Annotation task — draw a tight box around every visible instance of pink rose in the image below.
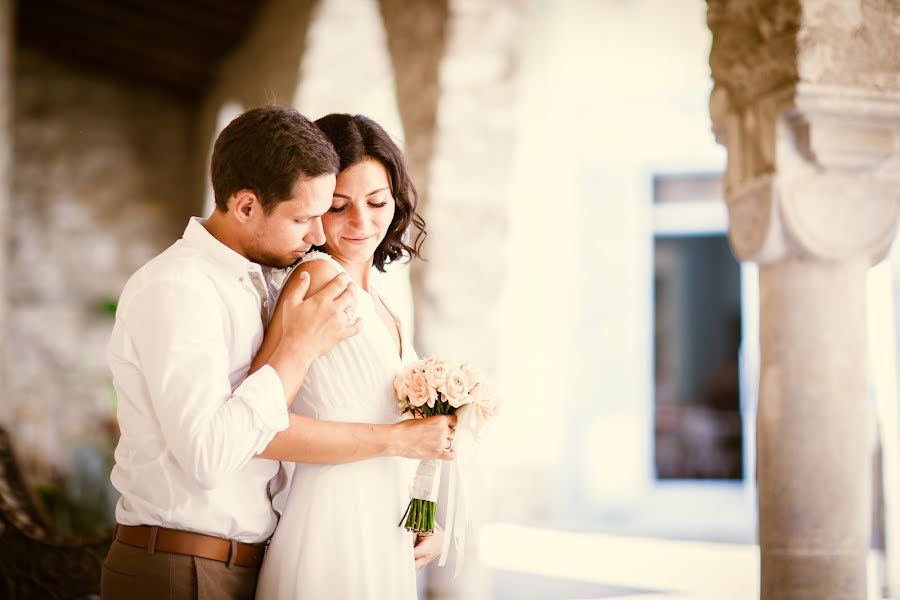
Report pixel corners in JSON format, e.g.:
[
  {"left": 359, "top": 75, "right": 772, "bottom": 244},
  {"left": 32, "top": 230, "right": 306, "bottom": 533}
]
[
  {"left": 459, "top": 362, "right": 483, "bottom": 390},
  {"left": 394, "top": 362, "right": 420, "bottom": 401},
  {"left": 424, "top": 359, "right": 450, "bottom": 391},
  {"left": 393, "top": 371, "right": 409, "bottom": 402},
  {"left": 469, "top": 382, "right": 498, "bottom": 420},
  {"left": 468, "top": 381, "right": 485, "bottom": 404},
  {"left": 440, "top": 367, "right": 471, "bottom": 408},
  {"left": 407, "top": 372, "right": 436, "bottom": 408}
]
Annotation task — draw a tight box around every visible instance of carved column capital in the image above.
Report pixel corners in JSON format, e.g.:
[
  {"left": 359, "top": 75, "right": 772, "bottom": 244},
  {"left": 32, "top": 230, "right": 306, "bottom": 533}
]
[
  {"left": 707, "top": 0, "right": 801, "bottom": 109},
  {"left": 708, "top": 0, "right": 900, "bottom": 266},
  {"left": 712, "top": 83, "right": 900, "bottom": 265}
]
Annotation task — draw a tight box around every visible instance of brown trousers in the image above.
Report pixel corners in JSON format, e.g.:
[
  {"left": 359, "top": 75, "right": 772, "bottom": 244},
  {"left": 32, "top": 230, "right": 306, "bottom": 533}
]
[{"left": 101, "top": 540, "right": 260, "bottom": 600}]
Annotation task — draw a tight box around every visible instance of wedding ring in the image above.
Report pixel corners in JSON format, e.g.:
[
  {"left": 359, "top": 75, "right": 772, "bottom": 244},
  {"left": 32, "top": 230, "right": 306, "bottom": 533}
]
[
  {"left": 445, "top": 438, "right": 453, "bottom": 451},
  {"left": 343, "top": 307, "right": 353, "bottom": 326}
]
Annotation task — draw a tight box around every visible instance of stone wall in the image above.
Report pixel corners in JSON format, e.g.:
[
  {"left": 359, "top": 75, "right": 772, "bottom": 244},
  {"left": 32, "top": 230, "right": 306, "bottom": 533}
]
[{"left": 8, "top": 48, "right": 194, "bottom": 483}]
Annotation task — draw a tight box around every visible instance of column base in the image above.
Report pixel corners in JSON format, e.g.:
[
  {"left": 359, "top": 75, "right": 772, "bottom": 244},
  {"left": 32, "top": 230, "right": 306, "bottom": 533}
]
[{"left": 761, "top": 550, "right": 867, "bottom": 600}]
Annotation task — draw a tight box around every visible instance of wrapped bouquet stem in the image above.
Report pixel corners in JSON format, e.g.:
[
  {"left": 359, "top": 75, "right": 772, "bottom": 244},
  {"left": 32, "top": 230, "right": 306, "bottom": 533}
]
[
  {"left": 393, "top": 357, "right": 498, "bottom": 572},
  {"left": 398, "top": 455, "right": 441, "bottom": 533}
]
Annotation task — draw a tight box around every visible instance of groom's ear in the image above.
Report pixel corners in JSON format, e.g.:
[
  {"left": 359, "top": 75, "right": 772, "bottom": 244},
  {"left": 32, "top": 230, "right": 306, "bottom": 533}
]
[{"left": 231, "top": 190, "right": 261, "bottom": 222}]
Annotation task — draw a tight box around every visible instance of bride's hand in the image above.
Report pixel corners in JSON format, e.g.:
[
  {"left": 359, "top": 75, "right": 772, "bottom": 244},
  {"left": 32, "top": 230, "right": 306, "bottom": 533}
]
[
  {"left": 413, "top": 524, "right": 444, "bottom": 571},
  {"left": 391, "top": 415, "right": 457, "bottom": 460}
]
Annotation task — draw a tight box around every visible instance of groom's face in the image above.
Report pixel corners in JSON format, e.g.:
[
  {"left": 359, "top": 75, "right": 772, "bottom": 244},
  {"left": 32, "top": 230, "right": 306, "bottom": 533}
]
[{"left": 248, "top": 173, "right": 336, "bottom": 269}]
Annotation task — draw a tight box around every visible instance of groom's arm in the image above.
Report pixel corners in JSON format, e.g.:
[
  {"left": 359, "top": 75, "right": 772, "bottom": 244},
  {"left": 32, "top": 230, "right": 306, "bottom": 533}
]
[
  {"left": 121, "top": 277, "right": 290, "bottom": 489},
  {"left": 257, "top": 413, "right": 457, "bottom": 463}
]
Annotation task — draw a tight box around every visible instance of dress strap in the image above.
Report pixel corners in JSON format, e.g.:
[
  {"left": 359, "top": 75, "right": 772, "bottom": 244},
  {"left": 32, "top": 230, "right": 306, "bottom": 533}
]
[{"left": 298, "top": 250, "right": 345, "bottom": 271}]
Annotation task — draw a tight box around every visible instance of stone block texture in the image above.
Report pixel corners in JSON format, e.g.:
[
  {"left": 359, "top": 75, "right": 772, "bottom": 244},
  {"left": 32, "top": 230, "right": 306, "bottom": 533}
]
[{"left": 9, "top": 48, "right": 194, "bottom": 483}]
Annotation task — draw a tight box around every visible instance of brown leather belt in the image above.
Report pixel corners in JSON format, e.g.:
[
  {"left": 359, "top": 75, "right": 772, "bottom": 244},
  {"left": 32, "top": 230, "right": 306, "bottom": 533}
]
[{"left": 115, "top": 524, "right": 267, "bottom": 569}]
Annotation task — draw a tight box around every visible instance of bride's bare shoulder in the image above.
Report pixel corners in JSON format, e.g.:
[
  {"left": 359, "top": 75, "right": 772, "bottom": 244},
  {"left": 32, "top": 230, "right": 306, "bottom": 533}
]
[{"left": 283, "top": 253, "right": 343, "bottom": 298}]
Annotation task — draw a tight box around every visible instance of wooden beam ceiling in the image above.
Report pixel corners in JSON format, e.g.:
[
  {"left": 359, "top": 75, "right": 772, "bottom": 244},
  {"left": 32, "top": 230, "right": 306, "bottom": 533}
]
[{"left": 17, "top": 0, "right": 266, "bottom": 99}]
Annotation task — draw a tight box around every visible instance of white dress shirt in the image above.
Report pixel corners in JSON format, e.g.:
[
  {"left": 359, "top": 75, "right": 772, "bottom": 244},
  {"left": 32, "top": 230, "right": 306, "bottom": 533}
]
[{"left": 107, "top": 218, "right": 289, "bottom": 543}]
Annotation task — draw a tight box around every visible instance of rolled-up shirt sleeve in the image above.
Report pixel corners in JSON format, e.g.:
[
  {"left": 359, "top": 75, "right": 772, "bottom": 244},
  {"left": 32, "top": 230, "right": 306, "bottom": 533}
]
[{"left": 122, "top": 277, "right": 289, "bottom": 489}]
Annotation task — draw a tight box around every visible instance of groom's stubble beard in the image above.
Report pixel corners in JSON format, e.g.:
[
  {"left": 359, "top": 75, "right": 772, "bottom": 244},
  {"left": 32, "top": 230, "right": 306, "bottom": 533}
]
[
  {"left": 246, "top": 222, "right": 306, "bottom": 270},
  {"left": 251, "top": 247, "right": 302, "bottom": 270}
]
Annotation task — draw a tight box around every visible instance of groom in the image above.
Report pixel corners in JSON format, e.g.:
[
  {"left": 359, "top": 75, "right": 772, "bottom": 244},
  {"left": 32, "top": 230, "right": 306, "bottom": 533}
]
[{"left": 101, "top": 106, "right": 456, "bottom": 599}]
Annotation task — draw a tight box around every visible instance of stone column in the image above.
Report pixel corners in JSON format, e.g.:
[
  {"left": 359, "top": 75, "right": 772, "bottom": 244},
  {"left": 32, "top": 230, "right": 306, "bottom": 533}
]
[
  {"left": 382, "top": 0, "right": 527, "bottom": 598},
  {"left": 0, "top": 0, "right": 12, "bottom": 424},
  {"left": 708, "top": 1, "right": 900, "bottom": 598},
  {"left": 756, "top": 257, "right": 871, "bottom": 597},
  {"left": 400, "top": 0, "right": 526, "bottom": 367},
  {"left": 378, "top": 0, "right": 448, "bottom": 222}
]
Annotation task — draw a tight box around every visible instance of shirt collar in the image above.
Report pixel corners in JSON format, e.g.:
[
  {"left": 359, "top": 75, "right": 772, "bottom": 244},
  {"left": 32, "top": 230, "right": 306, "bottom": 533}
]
[{"left": 182, "top": 217, "right": 264, "bottom": 279}]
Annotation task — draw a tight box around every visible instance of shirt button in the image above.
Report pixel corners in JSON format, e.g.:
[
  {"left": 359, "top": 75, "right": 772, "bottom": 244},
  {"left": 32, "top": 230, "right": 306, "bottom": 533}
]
[{"left": 239, "top": 276, "right": 244, "bottom": 282}]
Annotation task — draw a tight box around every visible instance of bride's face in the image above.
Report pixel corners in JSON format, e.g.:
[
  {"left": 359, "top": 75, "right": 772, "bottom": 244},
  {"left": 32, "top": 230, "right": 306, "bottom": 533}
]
[{"left": 322, "top": 157, "right": 396, "bottom": 266}]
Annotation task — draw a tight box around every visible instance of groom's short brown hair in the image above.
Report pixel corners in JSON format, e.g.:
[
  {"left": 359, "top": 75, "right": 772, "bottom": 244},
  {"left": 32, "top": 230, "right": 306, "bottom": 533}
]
[{"left": 210, "top": 106, "right": 339, "bottom": 213}]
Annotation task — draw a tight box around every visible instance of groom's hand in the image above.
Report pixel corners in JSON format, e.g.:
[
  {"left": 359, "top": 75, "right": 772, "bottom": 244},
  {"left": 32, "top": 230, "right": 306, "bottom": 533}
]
[
  {"left": 262, "top": 267, "right": 361, "bottom": 404},
  {"left": 392, "top": 415, "right": 457, "bottom": 460},
  {"left": 281, "top": 270, "right": 360, "bottom": 358},
  {"left": 413, "top": 524, "right": 444, "bottom": 571}
]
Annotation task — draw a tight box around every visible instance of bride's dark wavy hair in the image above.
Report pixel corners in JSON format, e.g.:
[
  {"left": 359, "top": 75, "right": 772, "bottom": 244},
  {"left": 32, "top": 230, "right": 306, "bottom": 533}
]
[{"left": 313, "top": 113, "right": 426, "bottom": 272}]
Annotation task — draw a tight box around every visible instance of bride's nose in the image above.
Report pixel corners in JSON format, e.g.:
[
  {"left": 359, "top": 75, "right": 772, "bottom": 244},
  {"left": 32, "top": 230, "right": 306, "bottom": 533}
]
[{"left": 347, "top": 204, "right": 366, "bottom": 228}]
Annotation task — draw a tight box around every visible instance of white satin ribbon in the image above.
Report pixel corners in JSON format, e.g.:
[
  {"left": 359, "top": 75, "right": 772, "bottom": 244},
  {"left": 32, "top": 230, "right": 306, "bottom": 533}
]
[
  {"left": 410, "top": 458, "right": 441, "bottom": 501},
  {"left": 438, "top": 403, "right": 490, "bottom": 576}
]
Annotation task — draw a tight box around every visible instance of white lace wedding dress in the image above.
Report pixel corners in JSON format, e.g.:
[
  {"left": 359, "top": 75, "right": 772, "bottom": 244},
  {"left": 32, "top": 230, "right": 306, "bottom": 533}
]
[{"left": 255, "top": 252, "right": 418, "bottom": 600}]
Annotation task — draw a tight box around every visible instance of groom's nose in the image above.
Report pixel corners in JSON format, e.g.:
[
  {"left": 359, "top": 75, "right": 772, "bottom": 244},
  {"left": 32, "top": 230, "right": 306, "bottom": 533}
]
[{"left": 306, "top": 217, "right": 325, "bottom": 246}]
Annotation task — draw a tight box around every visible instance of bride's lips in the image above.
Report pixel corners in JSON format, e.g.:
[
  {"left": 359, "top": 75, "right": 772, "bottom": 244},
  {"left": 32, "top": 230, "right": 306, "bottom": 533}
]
[{"left": 342, "top": 235, "right": 374, "bottom": 244}]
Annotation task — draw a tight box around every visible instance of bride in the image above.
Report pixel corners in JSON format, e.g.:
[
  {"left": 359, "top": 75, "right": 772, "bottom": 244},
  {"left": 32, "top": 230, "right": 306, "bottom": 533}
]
[{"left": 254, "top": 113, "right": 449, "bottom": 599}]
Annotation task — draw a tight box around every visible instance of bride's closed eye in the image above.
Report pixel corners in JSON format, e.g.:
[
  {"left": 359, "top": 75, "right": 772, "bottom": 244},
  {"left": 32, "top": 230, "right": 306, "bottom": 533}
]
[{"left": 329, "top": 201, "right": 388, "bottom": 213}]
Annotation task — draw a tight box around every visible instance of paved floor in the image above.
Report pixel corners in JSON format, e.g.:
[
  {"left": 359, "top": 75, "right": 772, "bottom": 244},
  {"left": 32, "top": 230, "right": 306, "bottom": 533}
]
[
  {"left": 474, "top": 482, "right": 885, "bottom": 600},
  {"left": 481, "top": 523, "right": 758, "bottom": 600}
]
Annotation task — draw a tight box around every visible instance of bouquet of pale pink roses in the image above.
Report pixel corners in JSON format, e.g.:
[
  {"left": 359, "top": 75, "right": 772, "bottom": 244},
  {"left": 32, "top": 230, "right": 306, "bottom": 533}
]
[{"left": 394, "top": 356, "right": 497, "bottom": 567}]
